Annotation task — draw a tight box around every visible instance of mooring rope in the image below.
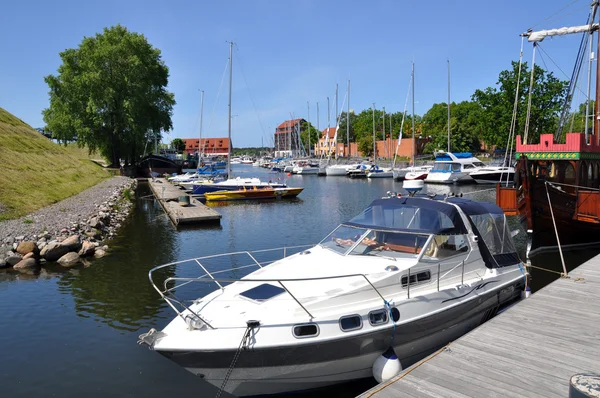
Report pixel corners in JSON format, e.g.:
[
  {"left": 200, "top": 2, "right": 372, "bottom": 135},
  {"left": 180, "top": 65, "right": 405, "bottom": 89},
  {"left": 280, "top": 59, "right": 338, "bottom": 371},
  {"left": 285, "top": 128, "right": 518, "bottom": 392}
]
[
  {"left": 215, "top": 322, "right": 258, "bottom": 398},
  {"left": 544, "top": 181, "right": 568, "bottom": 276}
]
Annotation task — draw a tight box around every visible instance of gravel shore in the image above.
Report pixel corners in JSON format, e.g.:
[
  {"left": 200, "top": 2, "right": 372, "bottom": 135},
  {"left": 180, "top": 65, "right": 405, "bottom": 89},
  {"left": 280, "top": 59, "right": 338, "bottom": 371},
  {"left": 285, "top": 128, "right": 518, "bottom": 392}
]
[{"left": 0, "top": 176, "right": 137, "bottom": 268}]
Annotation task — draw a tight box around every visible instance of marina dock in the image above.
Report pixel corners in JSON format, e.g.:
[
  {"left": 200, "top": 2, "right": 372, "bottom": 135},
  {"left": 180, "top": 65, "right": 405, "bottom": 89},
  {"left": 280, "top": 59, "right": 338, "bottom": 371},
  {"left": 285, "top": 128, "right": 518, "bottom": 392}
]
[
  {"left": 359, "top": 257, "right": 600, "bottom": 397},
  {"left": 147, "top": 178, "right": 221, "bottom": 225}
]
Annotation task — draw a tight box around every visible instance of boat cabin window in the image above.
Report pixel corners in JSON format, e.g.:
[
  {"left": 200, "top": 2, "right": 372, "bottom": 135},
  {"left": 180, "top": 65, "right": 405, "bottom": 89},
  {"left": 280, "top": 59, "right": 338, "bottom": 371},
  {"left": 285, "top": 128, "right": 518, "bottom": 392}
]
[
  {"left": 401, "top": 270, "right": 432, "bottom": 287},
  {"left": 432, "top": 162, "right": 451, "bottom": 172},
  {"left": 473, "top": 161, "right": 485, "bottom": 167},
  {"left": 463, "top": 164, "right": 476, "bottom": 170},
  {"left": 339, "top": 315, "right": 363, "bottom": 331},
  {"left": 422, "top": 235, "right": 469, "bottom": 259},
  {"left": 293, "top": 323, "right": 319, "bottom": 338},
  {"left": 368, "top": 309, "right": 388, "bottom": 326}
]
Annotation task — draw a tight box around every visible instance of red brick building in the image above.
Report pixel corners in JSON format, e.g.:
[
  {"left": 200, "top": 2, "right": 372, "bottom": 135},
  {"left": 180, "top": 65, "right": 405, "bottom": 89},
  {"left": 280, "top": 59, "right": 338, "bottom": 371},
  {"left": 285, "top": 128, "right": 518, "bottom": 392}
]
[
  {"left": 182, "top": 138, "right": 231, "bottom": 156},
  {"left": 274, "top": 119, "right": 306, "bottom": 155}
]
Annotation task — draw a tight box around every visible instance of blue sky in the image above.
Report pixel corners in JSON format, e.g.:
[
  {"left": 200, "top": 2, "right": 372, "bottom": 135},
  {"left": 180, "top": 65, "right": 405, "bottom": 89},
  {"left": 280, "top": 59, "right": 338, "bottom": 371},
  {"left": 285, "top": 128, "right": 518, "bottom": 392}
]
[{"left": 0, "top": 0, "right": 592, "bottom": 147}]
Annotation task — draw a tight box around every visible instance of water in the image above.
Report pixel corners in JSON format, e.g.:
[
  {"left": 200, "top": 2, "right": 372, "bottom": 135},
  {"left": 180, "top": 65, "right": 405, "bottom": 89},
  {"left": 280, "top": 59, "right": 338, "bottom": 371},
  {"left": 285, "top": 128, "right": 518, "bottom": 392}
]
[{"left": 0, "top": 165, "right": 591, "bottom": 397}]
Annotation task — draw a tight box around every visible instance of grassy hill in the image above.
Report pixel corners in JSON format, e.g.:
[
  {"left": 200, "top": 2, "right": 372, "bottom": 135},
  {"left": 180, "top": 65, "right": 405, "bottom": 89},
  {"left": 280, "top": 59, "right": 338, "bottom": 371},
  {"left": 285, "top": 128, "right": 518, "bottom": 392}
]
[{"left": 0, "top": 107, "right": 110, "bottom": 221}]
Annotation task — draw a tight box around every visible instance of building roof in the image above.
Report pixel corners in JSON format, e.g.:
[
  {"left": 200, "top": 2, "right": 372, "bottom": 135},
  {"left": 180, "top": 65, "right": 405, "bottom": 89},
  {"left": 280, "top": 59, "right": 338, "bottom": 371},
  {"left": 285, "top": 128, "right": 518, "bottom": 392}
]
[
  {"left": 276, "top": 119, "right": 305, "bottom": 131},
  {"left": 321, "top": 127, "right": 337, "bottom": 139}
]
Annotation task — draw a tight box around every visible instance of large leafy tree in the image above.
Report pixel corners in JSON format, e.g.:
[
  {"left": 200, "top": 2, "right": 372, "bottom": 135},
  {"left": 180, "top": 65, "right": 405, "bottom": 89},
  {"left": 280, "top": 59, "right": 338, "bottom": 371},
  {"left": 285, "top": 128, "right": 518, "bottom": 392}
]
[
  {"left": 422, "top": 101, "right": 482, "bottom": 153},
  {"left": 472, "top": 61, "right": 567, "bottom": 148},
  {"left": 171, "top": 138, "right": 185, "bottom": 152},
  {"left": 300, "top": 121, "right": 320, "bottom": 155},
  {"left": 43, "top": 25, "right": 176, "bottom": 167}
]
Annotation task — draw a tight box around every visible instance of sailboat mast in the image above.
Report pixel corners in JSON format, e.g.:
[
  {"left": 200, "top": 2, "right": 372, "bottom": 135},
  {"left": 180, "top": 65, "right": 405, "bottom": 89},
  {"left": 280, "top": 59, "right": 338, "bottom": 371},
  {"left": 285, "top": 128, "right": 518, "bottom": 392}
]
[
  {"left": 307, "top": 102, "right": 311, "bottom": 157},
  {"left": 199, "top": 90, "right": 204, "bottom": 160},
  {"left": 347, "top": 79, "right": 350, "bottom": 156},
  {"left": 447, "top": 59, "right": 451, "bottom": 152},
  {"left": 412, "top": 62, "right": 415, "bottom": 165},
  {"left": 227, "top": 41, "right": 233, "bottom": 179},
  {"left": 595, "top": 5, "right": 600, "bottom": 143},
  {"left": 335, "top": 84, "right": 338, "bottom": 160},
  {"left": 372, "top": 103, "right": 376, "bottom": 159}
]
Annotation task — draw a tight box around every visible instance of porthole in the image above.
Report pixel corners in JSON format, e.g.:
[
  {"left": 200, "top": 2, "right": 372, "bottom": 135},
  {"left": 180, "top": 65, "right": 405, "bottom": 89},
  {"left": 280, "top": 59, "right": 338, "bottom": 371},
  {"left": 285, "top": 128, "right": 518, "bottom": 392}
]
[
  {"left": 401, "top": 270, "right": 431, "bottom": 287},
  {"left": 292, "top": 323, "right": 319, "bottom": 339},
  {"left": 368, "top": 309, "right": 388, "bottom": 326},
  {"left": 391, "top": 307, "right": 400, "bottom": 322},
  {"left": 339, "top": 315, "right": 362, "bottom": 331}
]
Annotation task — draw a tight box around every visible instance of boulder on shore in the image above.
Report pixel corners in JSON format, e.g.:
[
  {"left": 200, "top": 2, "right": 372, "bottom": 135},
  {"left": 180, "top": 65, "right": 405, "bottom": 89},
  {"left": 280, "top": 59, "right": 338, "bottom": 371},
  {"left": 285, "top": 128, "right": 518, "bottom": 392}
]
[
  {"left": 57, "top": 252, "right": 80, "bottom": 267},
  {"left": 78, "top": 241, "right": 95, "bottom": 257},
  {"left": 40, "top": 242, "right": 69, "bottom": 262},
  {"left": 13, "top": 258, "right": 38, "bottom": 270},
  {"left": 94, "top": 249, "right": 107, "bottom": 258},
  {"left": 6, "top": 255, "right": 23, "bottom": 267},
  {"left": 16, "top": 241, "right": 38, "bottom": 255},
  {"left": 61, "top": 235, "right": 81, "bottom": 252}
]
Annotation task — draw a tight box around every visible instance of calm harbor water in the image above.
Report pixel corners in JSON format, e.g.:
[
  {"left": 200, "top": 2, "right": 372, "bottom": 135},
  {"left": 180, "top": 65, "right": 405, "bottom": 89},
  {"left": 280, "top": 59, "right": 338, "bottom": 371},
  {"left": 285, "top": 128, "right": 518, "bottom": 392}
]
[{"left": 0, "top": 165, "right": 593, "bottom": 397}]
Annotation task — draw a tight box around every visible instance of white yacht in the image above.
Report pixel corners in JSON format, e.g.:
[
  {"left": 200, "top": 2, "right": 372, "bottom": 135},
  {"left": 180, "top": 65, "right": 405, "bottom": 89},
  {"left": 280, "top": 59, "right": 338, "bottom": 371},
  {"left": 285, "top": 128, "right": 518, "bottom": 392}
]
[
  {"left": 292, "top": 161, "right": 319, "bottom": 175},
  {"left": 425, "top": 152, "right": 485, "bottom": 184},
  {"left": 366, "top": 165, "right": 393, "bottom": 178},
  {"left": 140, "top": 192, "right": 526, "bottom": 397},
  {"left": 325, "top": 163, "right": 361, "bottom": 176},
  {"left": 469, "top": 165, "right": 515, "bottom": 184}
]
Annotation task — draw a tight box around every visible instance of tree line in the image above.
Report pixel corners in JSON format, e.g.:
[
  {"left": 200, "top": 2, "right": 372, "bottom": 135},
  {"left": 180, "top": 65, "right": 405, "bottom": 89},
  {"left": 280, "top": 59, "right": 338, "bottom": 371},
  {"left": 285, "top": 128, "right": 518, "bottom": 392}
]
[{"left": 43, "top": 24, "right": 588, "bottom": 164}]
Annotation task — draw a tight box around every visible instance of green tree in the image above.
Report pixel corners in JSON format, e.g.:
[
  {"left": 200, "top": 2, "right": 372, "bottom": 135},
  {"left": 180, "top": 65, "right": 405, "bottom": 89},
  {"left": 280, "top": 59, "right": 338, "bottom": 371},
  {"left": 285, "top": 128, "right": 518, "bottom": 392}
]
[
  {"left": 43, "top": 25, "right": 176, "bottom": 167},
  {"left": 422, "top": 101, "right": 482, "bottom": 153},
  {"left": 568, "top": 100, "right": 595, "bottom": 134},
  {"left": 358, "top": 135, "right": 373, "bottom": 156},
  {"left": 472, "top": 61, "right": 567, "bottom": 147},
  {"left": 171, "top": 138, "right": 185, "bottom": 153},
  {"left": 300, "top": 121, "right": 320, "bottom": 155}
]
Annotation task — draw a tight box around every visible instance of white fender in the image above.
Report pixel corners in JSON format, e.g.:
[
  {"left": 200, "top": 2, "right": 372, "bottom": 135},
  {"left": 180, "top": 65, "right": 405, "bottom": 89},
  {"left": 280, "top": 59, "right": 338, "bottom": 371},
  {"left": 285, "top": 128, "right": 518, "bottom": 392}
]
[{"left": 372, "top": 347, "right": 402, "bottom": 383}]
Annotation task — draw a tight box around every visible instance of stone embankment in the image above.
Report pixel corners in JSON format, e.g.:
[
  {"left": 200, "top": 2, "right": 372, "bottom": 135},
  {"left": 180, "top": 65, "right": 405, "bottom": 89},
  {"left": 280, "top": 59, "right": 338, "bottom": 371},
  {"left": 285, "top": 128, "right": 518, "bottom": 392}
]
[{"left": 0, "top": 177, "right": 137, "bottom": 272}]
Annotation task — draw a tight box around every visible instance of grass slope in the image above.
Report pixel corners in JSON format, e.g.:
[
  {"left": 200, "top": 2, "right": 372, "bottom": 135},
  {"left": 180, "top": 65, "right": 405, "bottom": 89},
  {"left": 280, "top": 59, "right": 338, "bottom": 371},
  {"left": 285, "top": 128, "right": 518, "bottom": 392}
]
[{"left": 0, "top": 107, "right": 110, "bottom": 221}]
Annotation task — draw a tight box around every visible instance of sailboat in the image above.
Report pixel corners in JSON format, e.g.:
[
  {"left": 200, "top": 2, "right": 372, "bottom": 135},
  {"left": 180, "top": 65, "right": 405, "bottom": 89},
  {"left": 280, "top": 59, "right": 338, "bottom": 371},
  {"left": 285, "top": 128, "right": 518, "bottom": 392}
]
[
  {"left": 496, "top": 2, "right": 600, "bottom": 256},
  {"left": 191, "top": 43, "right": 291, "bottom": 197}
]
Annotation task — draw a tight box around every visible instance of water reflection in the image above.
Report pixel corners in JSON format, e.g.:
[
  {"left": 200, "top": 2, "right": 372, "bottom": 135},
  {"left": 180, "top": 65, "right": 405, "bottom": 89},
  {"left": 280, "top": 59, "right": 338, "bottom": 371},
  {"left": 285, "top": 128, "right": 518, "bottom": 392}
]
[{"left": 54, "top": 182, "right": 180, "bottom": 331}]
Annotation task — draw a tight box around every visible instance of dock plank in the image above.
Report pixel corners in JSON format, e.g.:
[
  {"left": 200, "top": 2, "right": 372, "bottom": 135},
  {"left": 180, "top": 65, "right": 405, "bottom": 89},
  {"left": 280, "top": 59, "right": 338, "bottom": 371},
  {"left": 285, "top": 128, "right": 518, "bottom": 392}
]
[
  {"left": 147, "top": 178, "right": 221, "bottom": 225},
  {"left": 359, "top": 254, "right": 600, "bottom": 397}
]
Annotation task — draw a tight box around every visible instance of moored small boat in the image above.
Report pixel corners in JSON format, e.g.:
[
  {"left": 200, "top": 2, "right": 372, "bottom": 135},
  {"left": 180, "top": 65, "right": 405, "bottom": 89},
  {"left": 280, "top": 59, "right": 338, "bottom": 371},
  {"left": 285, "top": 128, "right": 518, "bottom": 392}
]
[{"left": 204, "top": 186, "right": 303, "bottom": 201}]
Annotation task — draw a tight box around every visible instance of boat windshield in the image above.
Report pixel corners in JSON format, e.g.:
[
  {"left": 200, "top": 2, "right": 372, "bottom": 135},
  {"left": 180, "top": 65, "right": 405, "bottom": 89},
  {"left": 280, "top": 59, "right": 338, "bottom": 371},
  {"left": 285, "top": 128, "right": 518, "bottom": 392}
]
[
  {"left": 320, "top": 225, "right": 369, "bottom": 254},
  {"left": 431, "top": 162, "right": 461, "bottom": 172},
  {"left": 319, "top": 225, "right": 429, "bottom": 258}
]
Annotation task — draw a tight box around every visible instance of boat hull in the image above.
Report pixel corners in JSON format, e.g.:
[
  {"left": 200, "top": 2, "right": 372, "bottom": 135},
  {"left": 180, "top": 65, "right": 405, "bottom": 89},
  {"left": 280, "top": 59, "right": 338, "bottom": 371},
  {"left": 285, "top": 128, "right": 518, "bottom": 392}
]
[
  {"left": 425, "top": 171, "right": 473, "bottom": 184},
  {"left": 156, "top": 278, "right": 523, "bottom": 396},
  {"left": 471, "top": 171, "right": 515, "bottom": 184}
]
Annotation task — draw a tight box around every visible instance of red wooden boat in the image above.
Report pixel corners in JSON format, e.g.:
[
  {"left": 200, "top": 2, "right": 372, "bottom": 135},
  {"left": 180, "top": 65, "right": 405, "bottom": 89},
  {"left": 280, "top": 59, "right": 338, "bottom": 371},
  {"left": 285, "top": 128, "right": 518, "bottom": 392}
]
[{"left": 496, "top": 4, "right": 600, "bottom": 257}]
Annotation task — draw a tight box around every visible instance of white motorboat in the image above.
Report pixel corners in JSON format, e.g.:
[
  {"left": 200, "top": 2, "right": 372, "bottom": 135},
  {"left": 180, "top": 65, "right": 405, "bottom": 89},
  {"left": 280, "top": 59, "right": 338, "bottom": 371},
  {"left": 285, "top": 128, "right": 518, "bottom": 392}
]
[
  {"left": 140, "top": 192, "right": 526, "bottom": 397},
  {"left": 292, "top": 161, "right": 319, "bottom": 175},
  {"left": 425, "top": 152, "right": 485, "bottom": 184},
  {"left": 366, "top": 165, "right": 393, "bottom": 178},
  {"left": 404, "top": 165, "right": 433, "bottom": 181},
  {"left": 325, "top": 163, "right": 360, "bottom": 176},
  {"left": 469, "top": 166, "right": 515, "bottom": 184}
]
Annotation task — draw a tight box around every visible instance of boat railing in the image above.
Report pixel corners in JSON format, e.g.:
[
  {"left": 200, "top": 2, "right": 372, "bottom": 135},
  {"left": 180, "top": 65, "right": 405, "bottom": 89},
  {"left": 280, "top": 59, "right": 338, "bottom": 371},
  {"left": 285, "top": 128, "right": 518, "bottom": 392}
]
[{"left": 148, "top": 244, "right": 391, "bottom": 325}]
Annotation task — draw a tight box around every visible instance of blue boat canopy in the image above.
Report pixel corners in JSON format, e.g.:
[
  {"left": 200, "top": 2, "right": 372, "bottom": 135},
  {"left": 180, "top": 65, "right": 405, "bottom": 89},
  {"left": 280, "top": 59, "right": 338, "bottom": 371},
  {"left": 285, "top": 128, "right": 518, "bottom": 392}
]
[
  {"left": 345, "top": 197, "right": 468, "bottom": 235},
  {"left": 435, "top": 152, "right": 473, "bottom": 161}
]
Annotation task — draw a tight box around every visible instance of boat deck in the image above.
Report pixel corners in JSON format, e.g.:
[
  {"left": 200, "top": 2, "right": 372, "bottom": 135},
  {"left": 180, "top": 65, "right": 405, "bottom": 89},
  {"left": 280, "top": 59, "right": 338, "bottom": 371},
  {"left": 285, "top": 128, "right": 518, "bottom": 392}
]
[
  {"left": 147, "top": 178, "right": 221, "bottom": 226},
  {"left": 359, "top": 255, "right": 600, "bottom": 397}
]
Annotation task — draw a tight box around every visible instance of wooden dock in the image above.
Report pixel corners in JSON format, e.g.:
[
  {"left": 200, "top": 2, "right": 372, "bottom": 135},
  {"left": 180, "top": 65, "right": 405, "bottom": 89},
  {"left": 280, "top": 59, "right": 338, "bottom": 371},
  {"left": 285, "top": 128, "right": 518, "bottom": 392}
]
[
  {"left": 147, "top": 178, "right": 221, "bottom": 225},
  {"left": 359, "top": 257, "right": 600, "bottom": 398}
]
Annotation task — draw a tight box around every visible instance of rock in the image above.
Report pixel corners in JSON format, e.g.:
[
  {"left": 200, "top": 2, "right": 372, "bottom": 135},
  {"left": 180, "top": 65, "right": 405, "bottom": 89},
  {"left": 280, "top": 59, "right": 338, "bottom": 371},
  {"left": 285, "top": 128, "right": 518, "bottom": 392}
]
[
  {"left": 60, "top": 228, "right": 68, "bottom": 234},
  {"left": 12, "top": 243, "right": 18, "bottom": 250},
  {"left": 61, "top": 235, "right": 81, "bottom": 252},
  {"left": 13, "top": 258, "right": 38, "bottom": 270},
  {"left": 16, "top": 241, "right": 38, "bottom": 255},
  {"left": 6, "top": 255, "right": 24, "bottom": 267},
  {"left": 56, "top": 236, "right": 65, "bottom": 243},
  {"left": 86, "top": 228, "right": 102, "bottom": 239},
  {"left": 5, "top": 237, "right": 14, "bottom": 245},
  {"left": 37, "top": 242, "right": 47, "bottom": 251},
  {"left": 0, "top": 258, "right": 9, "bottom": 269},
  {"left": 40, "top": 242, "right": 70, "bottom": 262},
  {"left": 23, "top": 252, "right": 35, "bottom": 260},
  {"left": 15, "top": 236, "right": 24, "bottom": 241},
  {"left": 57, "top": 252, "right": 80, "bottom": 267},
  {"left": 78, "top": 241, "right": 95, "bottom": 257},
  {"left": 101, "top": 245, "right": 108, "bottom": 251},
  {"left": 94, "top": 249, "right": 106, "bottom": 258},
  {"left": 89, "top": 217, "right": 99, "bottom": 228}
]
